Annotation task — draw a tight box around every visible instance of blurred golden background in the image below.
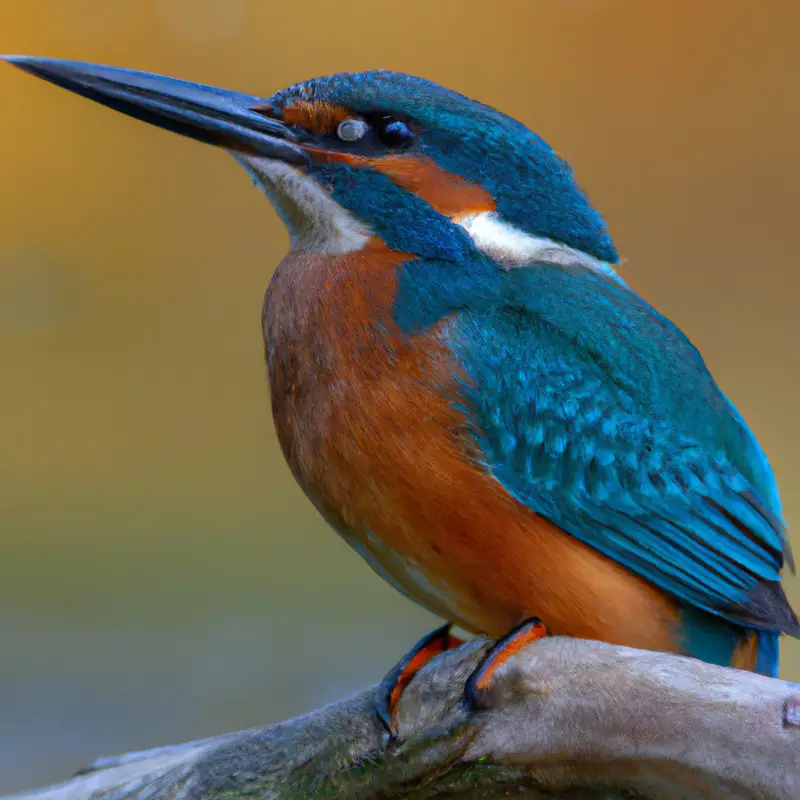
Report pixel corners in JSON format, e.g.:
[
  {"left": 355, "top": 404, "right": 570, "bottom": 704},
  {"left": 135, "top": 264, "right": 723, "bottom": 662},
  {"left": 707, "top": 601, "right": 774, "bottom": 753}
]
[{"left": 2, "top": 0, "right": 799, "bottom": 792}]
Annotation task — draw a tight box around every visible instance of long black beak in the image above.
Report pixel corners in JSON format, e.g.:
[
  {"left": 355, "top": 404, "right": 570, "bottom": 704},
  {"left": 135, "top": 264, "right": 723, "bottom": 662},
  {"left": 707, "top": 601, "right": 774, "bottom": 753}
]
[{"left": 3, "top": 56, "right": 307, "bottom": 165}]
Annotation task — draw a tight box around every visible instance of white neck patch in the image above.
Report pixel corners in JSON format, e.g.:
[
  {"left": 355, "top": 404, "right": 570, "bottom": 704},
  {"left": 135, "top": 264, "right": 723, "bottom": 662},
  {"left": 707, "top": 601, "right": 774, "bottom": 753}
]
[
  {"left": 458, "top": 211, "right": 624, "bottom": 283},
  {"left": 235, "top": 156, "right": 372, "bottom": 254}
]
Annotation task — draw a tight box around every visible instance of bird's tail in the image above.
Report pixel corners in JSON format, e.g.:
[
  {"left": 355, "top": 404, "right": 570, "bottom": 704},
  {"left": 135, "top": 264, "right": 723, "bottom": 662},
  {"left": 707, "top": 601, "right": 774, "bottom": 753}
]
[{"left": 755, "top": 630, "right": 781, "bottom": 677}]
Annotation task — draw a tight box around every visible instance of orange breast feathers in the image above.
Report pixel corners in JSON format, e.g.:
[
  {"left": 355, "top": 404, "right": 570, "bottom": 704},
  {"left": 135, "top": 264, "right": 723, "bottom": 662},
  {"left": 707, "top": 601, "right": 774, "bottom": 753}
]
[{"left": 263, "top": 241, "right": 685, "bottom": 654}]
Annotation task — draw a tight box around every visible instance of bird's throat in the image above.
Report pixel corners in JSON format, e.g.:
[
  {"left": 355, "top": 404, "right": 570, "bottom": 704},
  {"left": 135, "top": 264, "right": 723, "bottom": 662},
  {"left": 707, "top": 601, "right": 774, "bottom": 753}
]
[{"left": 236, "top": 155, "right": 372, "bottom": 254}]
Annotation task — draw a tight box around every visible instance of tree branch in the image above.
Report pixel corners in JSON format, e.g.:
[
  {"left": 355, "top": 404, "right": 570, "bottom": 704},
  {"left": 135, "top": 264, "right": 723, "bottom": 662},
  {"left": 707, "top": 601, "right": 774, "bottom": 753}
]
[{"left": 5, "top": 637, "right": 800, "bottom": 799}]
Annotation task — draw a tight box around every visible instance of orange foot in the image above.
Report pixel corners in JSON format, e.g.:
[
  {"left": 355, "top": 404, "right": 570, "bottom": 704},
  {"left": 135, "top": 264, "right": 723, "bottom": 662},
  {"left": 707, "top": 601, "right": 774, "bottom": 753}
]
[
  {"left": 465, "top": 617, "right": 549, "bottom": 710},
  {"left": 377, "top": 623, "right": 464, "bottom": 736}
]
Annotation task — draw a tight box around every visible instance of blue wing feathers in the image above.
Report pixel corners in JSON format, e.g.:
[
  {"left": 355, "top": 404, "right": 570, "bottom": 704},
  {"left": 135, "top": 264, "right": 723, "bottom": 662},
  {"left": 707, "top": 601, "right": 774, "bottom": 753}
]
[{"left": 443, "top": 261, "right": 797, "bottom": 635}]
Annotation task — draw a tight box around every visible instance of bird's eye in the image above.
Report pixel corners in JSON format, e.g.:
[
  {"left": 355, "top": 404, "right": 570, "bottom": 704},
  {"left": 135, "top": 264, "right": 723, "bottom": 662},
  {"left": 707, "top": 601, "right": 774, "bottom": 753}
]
[
  {"left": 336, "top": 119, "right": 368, "bottom": 142},
  {"left": 377, "top": 116, "right": 414, "bottom": 149}
]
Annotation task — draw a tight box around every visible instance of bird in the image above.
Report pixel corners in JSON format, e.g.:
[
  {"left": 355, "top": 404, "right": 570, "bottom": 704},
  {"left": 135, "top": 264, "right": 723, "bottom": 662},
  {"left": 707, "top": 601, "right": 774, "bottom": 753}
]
[{"left": 5, "top": 56, "right": 798, "bottom": 733}]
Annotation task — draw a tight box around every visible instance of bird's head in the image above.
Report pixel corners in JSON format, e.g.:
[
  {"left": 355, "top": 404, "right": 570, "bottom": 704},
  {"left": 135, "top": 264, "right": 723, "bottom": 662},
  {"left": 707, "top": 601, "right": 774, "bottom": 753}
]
[{"left": 4, "top": 58, "right": 618, "bottom": 271}]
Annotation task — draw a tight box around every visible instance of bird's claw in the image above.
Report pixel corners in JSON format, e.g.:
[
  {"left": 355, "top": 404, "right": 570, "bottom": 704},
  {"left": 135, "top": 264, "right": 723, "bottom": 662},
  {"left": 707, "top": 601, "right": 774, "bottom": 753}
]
[
  {"left": 464, "top": 617, "right": 548, "bottom": 710},
  {"left": 376, "top": 622, "right": 463, "bottom": 737}
]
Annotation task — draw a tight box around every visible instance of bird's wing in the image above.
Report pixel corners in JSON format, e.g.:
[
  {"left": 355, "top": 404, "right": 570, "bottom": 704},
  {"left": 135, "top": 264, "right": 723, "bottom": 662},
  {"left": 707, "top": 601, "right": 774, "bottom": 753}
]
[{"left": 446, "top": 261, "right": 797, "bottom": 632}]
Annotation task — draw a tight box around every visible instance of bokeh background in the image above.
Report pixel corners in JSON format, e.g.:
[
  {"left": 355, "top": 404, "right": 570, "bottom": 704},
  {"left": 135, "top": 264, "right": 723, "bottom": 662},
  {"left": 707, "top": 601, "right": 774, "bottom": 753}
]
[{"left": 1, "top": 0, "right": 799, "bottom": 792}]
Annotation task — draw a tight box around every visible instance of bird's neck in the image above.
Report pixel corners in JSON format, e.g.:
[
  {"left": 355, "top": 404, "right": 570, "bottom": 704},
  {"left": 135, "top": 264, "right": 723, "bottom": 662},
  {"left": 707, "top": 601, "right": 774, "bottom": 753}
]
[
  {"left": 238, "top": 156, "right": 373, "bottom": 254},
  {"left": 240, "top": 154, "right": 621, "bottom": 282},
  {"left": 455, "top": 211, "right": 623, "bottom": 283}
]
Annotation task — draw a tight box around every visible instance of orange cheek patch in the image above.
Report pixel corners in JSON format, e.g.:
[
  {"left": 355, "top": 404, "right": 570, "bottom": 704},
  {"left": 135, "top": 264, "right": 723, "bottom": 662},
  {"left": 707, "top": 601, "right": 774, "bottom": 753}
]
[
  {"left": 279, "top": 101, "right": 353, "bottom": 136},
  {"left": 370, "top": 156, "right": 495, "bottom": 218},
  {"left": 305, "top": 147, "right": 496, "bottom": 218}
]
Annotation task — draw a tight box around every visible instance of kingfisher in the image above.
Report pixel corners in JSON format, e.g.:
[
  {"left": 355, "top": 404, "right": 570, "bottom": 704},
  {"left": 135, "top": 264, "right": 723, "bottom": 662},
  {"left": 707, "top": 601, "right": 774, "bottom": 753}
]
[{"left": 6, "top": 56, "right": 798, "bottom": 731}]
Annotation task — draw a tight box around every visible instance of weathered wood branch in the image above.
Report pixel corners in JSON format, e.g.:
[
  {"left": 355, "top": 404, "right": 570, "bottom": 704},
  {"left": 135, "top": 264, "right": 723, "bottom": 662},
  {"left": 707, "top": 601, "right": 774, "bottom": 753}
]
[{"left": 5, "top": 637, "right": 800, "bottom": 799}]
